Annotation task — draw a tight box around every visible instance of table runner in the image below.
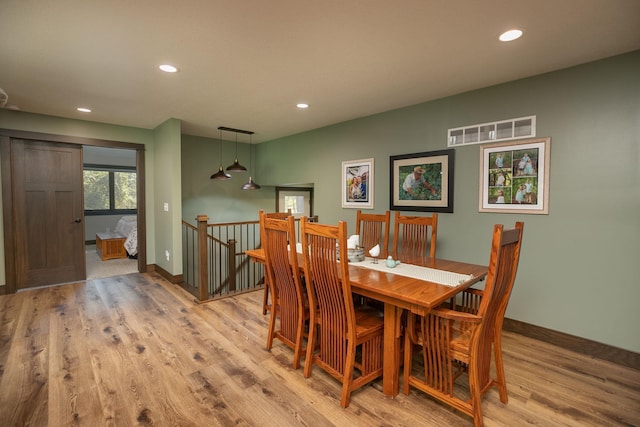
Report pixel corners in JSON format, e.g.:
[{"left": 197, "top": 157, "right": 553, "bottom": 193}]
[{"left": 351, "top": 258, "right": 474, "bottom": 287}]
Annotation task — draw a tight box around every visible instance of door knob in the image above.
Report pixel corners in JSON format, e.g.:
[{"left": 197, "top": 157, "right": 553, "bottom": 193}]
[{"left": 74, "top": 218, "right": 82, "bottom": 223}]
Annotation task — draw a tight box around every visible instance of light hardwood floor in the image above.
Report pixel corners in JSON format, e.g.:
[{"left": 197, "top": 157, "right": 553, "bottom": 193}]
[{"left": 0, "top": 272, "right": 638, "bottom": 426}]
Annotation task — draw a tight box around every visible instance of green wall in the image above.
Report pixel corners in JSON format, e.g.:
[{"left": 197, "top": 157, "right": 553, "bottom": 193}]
[
  {"left": 250, "top": 51, "right": 640, "bottom": 353},
  {"left": 153, "top": 118, "right": 183, "bottom": 274},
  {"left": 181, "top": 134, "right": 275, "bottom": 224}
]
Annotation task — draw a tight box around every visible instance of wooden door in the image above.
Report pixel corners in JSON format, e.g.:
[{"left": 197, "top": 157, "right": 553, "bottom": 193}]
[{"left": 11, "top": 139, "right": 85, "bottom": 289}]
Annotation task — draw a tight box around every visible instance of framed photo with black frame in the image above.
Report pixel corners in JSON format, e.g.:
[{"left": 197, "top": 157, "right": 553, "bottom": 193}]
[
  {"left": 478, "top": 137, "right": 550, "bottom": 214},
  {"left": 389, "top": 149, "right": 454, "bottom": 213}
]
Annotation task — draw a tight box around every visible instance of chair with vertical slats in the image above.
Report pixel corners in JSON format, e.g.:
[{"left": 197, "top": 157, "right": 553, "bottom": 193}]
[
  {"left": 391, "top": 211, "right": 438, "bottom": 263},
  {"left": 260, "top": 209, "right": 292, "bottom": 315},
  {"left": 403, "top": 222, "right": 524, "bottom": 427},
  {"left": 300, "top": 217, "right": 384, "bottom": 408},
  {"left": 259, "top": 211, "right": 308, "bottom": 369},
  {"left": 355, "top": 210, "right": 390, "bottom": 260}
]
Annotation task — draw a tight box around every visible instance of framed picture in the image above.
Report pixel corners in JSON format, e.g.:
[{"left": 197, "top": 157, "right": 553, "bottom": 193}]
[
  {"left": 479, "top": 137, "right": 550, "bottom": 214},
  {"left": 390, "top": 149, "right": 454, "bottom": 213},
  {"left": 342, "top": 158, "right": 374, "bottom": 209}
]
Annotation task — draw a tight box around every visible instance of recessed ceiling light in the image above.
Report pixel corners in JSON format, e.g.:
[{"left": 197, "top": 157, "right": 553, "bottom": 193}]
[
  {"left": 499, "top": 29, "right": 523, "bottom": 42},
  {"left": 296, "top": 103, "right": 309, "bottom": 109},
  {"left": 77, "top": 107, "right": 91, "bottom": 113},
  {"left": 159, "top": 64, "right": 179, "bottom": 73}
]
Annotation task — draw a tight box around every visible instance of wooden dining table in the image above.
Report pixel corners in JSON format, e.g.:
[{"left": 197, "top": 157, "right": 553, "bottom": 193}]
[{"left": 244, "top": 248, "right": 488, "bottom": 398}]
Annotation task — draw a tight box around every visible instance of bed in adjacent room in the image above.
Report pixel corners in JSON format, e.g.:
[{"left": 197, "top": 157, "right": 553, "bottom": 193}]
[{"left": 114, "top": 215, "right": 138, "bottom": 258}]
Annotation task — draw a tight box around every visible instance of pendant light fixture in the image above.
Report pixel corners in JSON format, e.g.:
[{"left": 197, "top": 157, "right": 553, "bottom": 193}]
[
  {"left": 241, "top": 132, "right": 261, "bottom": 190},
  {"left": 210, "top": 128, "right": 232, "bottom": 180},
  {"left": 225, "top": 129, "right": 247, "bottom": 172}
]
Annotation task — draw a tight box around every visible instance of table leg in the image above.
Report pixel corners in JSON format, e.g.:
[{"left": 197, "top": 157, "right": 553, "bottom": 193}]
[{"left": 382, "top": 303, "right": 401, "bottom": 397}]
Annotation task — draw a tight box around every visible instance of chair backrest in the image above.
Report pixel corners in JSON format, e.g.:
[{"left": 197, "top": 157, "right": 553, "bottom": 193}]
[
  {"left": 474, "top": 222, "right": 524, "bottom": 365},
  {"left": 300, "top": 217, "right": 356, "bottom": 372},
  {"left": 260, "top": 209, "right": 292, "bottom": 220},
  {"left": 391, "top": 212, "right": 438, "bottom": 262},
  {"left": 260, "top": 208, "right": 295, "bottom": 247},
  {"left": 355, "top": 210, "right": 390, "bottom": 259},
  {"left": 259, "top": 212, "right": 305, "bottom": 339}
]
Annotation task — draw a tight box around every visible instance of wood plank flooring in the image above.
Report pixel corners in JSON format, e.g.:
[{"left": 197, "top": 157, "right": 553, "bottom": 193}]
[{"left": 0, "top": 272, "right": 638, "bottom": 426}]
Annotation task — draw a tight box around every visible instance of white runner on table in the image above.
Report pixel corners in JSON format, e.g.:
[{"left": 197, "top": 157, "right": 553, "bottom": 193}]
[{"left": 351, "top": 258, "right": 474, "bottom": 287}]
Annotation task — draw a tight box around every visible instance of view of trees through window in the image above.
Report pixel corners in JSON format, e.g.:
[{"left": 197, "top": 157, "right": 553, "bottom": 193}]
[
  {"left": 114, "top": 171, "right": 137, "bottom": 209},
  {"left": 84, "top": 167, "right": 136, "bottom": 212}
]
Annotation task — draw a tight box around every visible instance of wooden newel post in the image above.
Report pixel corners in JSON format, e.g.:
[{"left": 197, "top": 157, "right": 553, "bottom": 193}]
[
  {"left": 228, "top": 239, "right": 237, "bottom": 292},
  {"left": 196, "top": 215, "right": 209, "bottom": 301}
]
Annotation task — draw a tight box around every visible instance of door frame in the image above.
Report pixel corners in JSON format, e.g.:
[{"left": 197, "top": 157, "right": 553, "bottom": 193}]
[
  {"left": 275, "top": 186, "right": 314, "bottom": 218},
  {"left": 1, "top": 129, "right": 146, "bottom": 294}
]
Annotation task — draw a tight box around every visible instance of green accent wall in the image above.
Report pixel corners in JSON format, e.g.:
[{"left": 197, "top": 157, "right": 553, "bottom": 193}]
[
  {"left": 153, "top": 118, "right": 183, "bottom": 274},
  {"left": 181, "top": 134, "right": 275, "bottom": 224},
  {"left": 251, "top": 51, "right": 640, "bottom": 353}
]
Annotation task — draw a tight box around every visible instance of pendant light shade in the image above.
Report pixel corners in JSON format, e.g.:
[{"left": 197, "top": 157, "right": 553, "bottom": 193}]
[
  {"left": 241, "top": 176, "right": 261, "bottom": 190},
  {"left": 210, "top": 129, "right": 232, "bottom": 180},
  {"left": 226, "top": 132, "right": 247, "bottom": 172},
  {"left": 226, "top": 159, "right": 246, "bottom": 173},
  {"left": 210, "top": 165, "right": 231, "bottom": 180},
  {"left": 241, "top": 133, "right": 260, "bottom": 190}
]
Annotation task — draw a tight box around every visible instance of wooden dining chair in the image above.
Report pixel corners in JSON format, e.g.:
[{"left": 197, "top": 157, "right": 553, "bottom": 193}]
[
  {"left": 391, "top": 211, "right": 438, "bottom": 262},
  {"left": 261, "top": 209, "right": 292, "bottom": 220},
  {"left": 355, "top": 210, "right": 390, "bottom": 259},
  {"left": 300, "top": 217, "right": 384, "bottom": 408},
  {"left": 260, "top": 209, "right": 292, "bottom": 315},
  {"left": 403, "top": 222, "right": 524, "bottom": 427},
  {"left": 259, "top": 211, "right": 308, "bottom": 369}
]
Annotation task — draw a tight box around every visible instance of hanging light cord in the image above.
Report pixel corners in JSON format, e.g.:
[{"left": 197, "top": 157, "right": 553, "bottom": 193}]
[
  {"left": 214, "top": 126, "right": 259, "bottom": 188},
  {"left": 211, "top": 128, "right": 232, "bottom": 179},
  {"left": 241, "top": 132, "right": 261, "bottom": 189}
]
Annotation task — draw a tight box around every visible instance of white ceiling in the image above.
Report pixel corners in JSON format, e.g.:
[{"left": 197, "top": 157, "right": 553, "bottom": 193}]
[{"left": 1, "top": 0, "right": 639, "bottom": 142}]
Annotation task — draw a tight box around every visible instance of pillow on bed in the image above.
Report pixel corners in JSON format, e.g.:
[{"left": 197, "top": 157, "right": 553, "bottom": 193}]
[{"left": 115, "top": 216, "right": 137, "bottom": 237}]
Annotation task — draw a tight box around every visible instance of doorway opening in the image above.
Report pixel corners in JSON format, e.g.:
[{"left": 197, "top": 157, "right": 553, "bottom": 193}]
[{"left": 83, "top": 146, "right": 139, "bottom": 279}]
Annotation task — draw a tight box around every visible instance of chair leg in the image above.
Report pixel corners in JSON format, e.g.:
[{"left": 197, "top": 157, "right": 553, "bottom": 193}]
[
  {"left": 469, "top": 365, "right": 485, "bottom": 427},
  {"left": 262, "top": 281, "right": 270, "bottom": 315},
  {"left": 292, "top": 321, "right": 305, "bottom": 370},
  {"left": 265, "top": 307, "right": 277, "bottom": 351},
  {"left": 340, "top": 346, "right": 357, "bottom": 408},
  {"left": 303, "top": 320, "right": 317, "bottom": 378},
  {"left": 493, "top": 333, "right": 508, "bottom": 403}
]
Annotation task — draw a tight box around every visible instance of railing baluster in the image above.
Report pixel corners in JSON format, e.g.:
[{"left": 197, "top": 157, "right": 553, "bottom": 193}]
[
  {"left": 181, "top": 215, "right": 315, "bottom": 302},
  {"left": 228, "top": 239, "right": 237, "bottom": 292},
  {"left": 197, "top": 215, "right": 209, "bottom": 301}
]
